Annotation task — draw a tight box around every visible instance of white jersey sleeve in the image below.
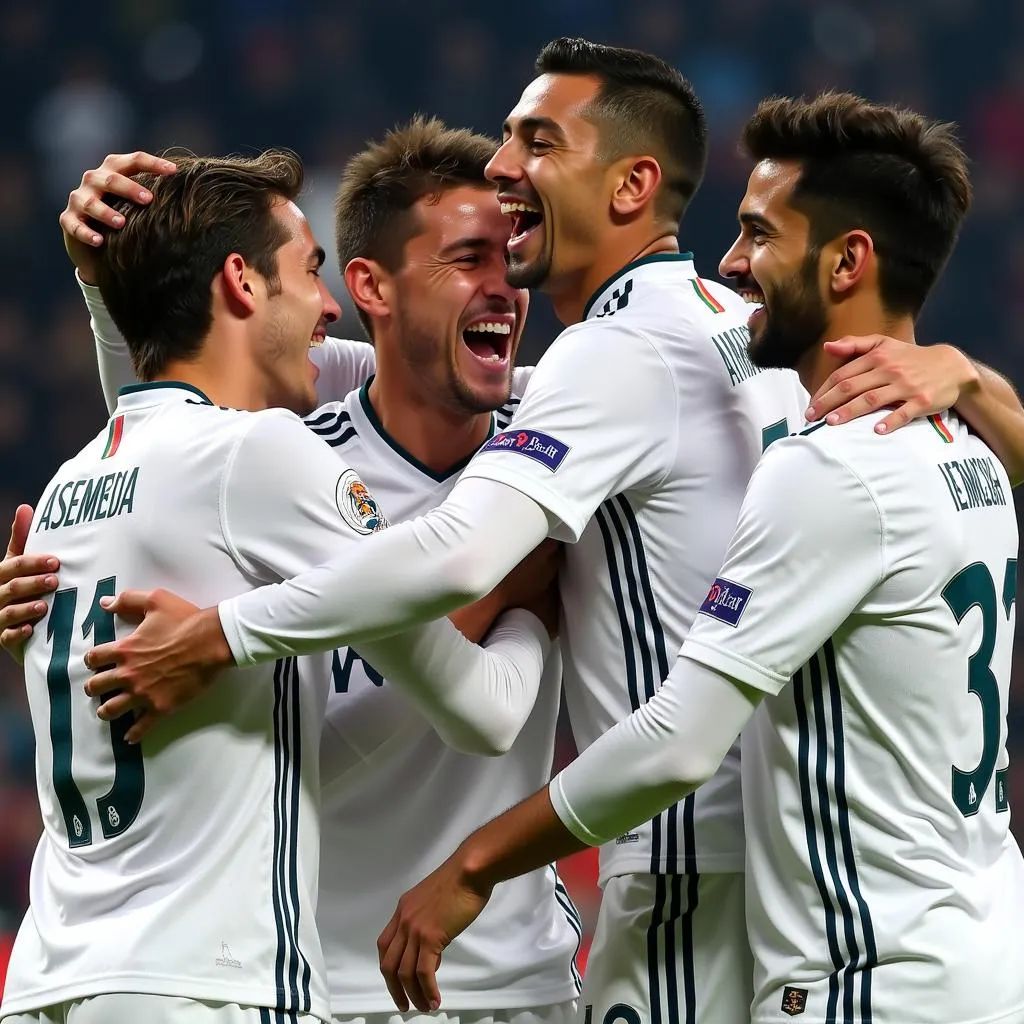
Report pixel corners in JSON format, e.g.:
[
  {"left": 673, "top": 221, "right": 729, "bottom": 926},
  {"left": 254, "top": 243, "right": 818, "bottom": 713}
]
[
  {"left": 309, "top": 338, "right": 376, "bottom": 403},
  {"left": 680, "top": 429, "right": 886, "bottom": 693},
  {"left": 458, "top": 321, "right": 677, "bottom": 541},
  {"left": 78, "top": 272, "right": 375, "bottom": 411},
  {"left": 79, "top": 274, "right": 133, "bottom": 413},
  {"left": 220, "top": 432, "right": 553, "bottom": 755}
]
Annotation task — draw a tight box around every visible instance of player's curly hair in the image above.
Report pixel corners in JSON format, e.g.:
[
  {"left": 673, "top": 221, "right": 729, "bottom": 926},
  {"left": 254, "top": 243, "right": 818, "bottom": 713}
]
[
  {"left": 742, "top": 92, "right": 971, "bottom": 316},
  {"left": 93, "top": 149, "right": 304, "bottom": 380},
  {"left": 334, "top": 117, "right": 498, "bottom": 338}
]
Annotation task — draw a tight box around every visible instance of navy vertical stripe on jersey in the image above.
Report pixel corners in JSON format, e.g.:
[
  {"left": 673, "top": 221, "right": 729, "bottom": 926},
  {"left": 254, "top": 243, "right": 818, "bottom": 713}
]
[
  {"left": 647, "top": 874, "right": 698, "bottom": 1024},
  {"left": 795, "top": 645, "right": 877, "bottom": 1022},
  {"left": 551, "top": 866, "right": 584, "bottom": 993},
  {"left": 596, "top": 495, "right": 688, "bottom": 874},
  {"left": 271, "top": 659, "right": 312, "bottom": 1014}
]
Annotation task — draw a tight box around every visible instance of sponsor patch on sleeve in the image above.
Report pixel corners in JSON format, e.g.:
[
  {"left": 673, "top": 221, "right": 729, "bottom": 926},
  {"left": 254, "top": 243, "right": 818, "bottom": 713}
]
[
  {"left": 478, "top": 429, "right": 570, "bottom": 472},
  {"left": 335, "top": 469, "right": 388, "bottom": 535},
  {"left": 698, "top": 577, "right": 752, "bottom": 627}
]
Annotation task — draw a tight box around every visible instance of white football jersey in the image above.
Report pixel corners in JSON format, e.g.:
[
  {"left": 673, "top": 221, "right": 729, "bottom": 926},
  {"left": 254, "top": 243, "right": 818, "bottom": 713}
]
[
  {"left": 306, "top": 375, "right": 581, "bottom": 1013},
  {"left": 1, "top": 382, "right": 383, "bottom": 1022},
  {"left": 682, "top": 410, "right": 1024, "bottom": 1023},
  {"left": 460, "top": 254, "right": 808, "bottom": 881}
]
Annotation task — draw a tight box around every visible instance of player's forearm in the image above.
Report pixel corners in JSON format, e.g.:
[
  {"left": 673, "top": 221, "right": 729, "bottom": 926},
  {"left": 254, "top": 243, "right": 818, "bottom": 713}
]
[
  {"left": 78, "top": 271, "right": 137, "bottom": 413},
  {"left": 219, "top": 478, "right": 551, "bottom": 664},
  {"left": 955, "top": 361, "right": 1024, "bottom": 486},
  {"left": 551, "top": 658, "right": 760, "bottom": 847},
  {"left": 356, "top": 608, "right": 550, "bottom": 756}
]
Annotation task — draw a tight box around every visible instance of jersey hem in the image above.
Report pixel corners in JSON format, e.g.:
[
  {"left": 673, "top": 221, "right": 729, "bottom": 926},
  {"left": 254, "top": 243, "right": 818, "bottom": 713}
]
[
  {"left": 328, "top": 982, "right": 581, "bottom": 1014},
  {"left": 751, "top": 1005, "right": 1024, "bottom": 1024},
  {"left": 0, "top": 976, "right": 331, "bottom": 1023},
  {"left": 681, "top": 639, "right": 788, "bottom": 694},
  {"left": 597, "top": 852, "right": 745, "bottom": 884}
]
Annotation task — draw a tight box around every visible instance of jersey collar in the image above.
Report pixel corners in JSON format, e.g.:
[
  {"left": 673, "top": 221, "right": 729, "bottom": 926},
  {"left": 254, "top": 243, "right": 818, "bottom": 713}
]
[
  {"left": 356, "top": 377, "right": 496, "bottom": 483},
  {"left": 582, "top": 252, "right": 696, "bottom": 321},
  {"left": 115, "top": 381, "right": 215, "bottom": 409}
]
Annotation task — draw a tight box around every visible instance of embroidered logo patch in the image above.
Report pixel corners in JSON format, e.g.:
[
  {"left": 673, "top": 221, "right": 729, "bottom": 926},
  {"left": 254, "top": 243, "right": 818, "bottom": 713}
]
[
  {"left": 699, "top": 577, "right": 752, "bottom": 627},
  {"left": 781, "top": 986, "right": 807, "bottom": 1016},
  {"left": 335, "top": 469, "right": 388, "bottom": 535},
  {"left": 479, "top": 429, "right": 570, "bottom": 472}
]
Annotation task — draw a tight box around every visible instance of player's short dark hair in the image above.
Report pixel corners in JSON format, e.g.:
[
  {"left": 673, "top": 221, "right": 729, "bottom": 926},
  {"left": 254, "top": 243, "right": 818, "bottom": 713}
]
[
  {"left": 534, "top": 37, "right": 707, "bottom": 226},
  {"left": 742, "top": 92, "right": 972, "bottom": 316},
  {"left": 334, "top": 116, "right": 499, "bottom": 338},
  {"left": 93, "top": 150, "right": 304, "bottom": 381}
]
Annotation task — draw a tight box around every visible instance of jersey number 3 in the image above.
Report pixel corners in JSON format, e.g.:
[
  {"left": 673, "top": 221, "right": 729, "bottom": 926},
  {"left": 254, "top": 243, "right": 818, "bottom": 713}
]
[
  {"left": 943, "top": 559, "right": 1015, "bottom": 818},
  {"left": 46, "top": 578, "right": 145, "bottom": 848}
]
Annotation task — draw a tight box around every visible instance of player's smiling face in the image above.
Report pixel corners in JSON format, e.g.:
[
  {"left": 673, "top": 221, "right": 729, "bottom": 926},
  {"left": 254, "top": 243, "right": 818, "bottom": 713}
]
[
  {"left": 259, "top": 198, "right": 341, "bottom": 415},
  {"left": 487, "top": 72, "right": 611, "bottom": 293},
  {"left": 386, "top": 184, "right": 527, "bottom": 414},
  {"left": 719, "top": 159, "right": 829, "bottom": 372}
]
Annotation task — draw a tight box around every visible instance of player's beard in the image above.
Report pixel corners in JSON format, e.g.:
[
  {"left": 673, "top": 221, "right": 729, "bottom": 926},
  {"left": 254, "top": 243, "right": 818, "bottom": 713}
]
[
  {"left": 747, "top": 250, "right": 830, "bottom": 371},
  {"left": 506, "top": 235, "right": 552, "bottom": 290},
  {"left": 393, "top": 305, "right": 507, "bottom": 416}
]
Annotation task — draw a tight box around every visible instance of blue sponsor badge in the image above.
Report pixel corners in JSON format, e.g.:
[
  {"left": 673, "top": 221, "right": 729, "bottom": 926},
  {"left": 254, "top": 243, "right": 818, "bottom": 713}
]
[
  {"left": 699, "top": 577, "right": 752, "bottom": 627},
  {"left": 479, "top": 429, "right": 570, "bottom": 472}
]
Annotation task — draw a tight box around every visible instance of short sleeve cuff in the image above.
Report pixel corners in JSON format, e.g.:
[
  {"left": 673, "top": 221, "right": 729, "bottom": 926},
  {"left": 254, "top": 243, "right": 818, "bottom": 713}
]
[{"left": 680, "top": 638, "right": 789, "bottom": 696}]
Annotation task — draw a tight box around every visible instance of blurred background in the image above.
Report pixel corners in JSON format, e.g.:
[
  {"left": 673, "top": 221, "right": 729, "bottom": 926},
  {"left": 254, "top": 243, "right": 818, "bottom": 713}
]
[{"left": 1, "top": 0, "right": 1023, "bottom": 986}]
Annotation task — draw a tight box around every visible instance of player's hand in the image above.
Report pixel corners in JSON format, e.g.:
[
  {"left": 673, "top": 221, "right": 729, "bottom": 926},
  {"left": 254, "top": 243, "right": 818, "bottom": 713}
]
[
  {"left": 806, "top": 336, "right": 980, "bottom": 434},
  {"left": 60, "top": 151, "right": 177, "bottom": 285},
  {"left": 0, "top": 505, "right": 59, "bottom": 665},
  {"left": 83, "top": 590, "right": 233, "bottom": 743},
  {"left": 377, "top": 853, "right": 492, "bottom": 1012}
]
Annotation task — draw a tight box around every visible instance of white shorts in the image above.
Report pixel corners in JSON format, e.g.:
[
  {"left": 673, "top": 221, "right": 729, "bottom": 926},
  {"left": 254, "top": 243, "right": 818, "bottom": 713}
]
[
  {"left": 333, "top": 1002, "right": 578, "bottom": 1024},
  {"left": 1, "top": 993, "right": 322, "bottom": 1024},
  {"left": 581, "top": 873, "right": 751, "bottom": 1024}
]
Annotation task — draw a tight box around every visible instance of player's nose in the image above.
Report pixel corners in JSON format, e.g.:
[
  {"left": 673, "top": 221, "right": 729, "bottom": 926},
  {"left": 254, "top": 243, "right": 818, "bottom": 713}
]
[
  {"left": 485, "top": 139, "right": 521, "bottom": 186},
  {"left": 320, "top": 281, "right": 342, "bottom": 323},
  {"left": 719, "top": 236, "right": 748, "bottom": 281}
]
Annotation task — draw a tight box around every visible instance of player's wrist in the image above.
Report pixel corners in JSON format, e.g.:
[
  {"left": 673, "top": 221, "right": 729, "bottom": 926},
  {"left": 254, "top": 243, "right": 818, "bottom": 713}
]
[{"left": 191, "top": 606, "right": 235, "bottom": 669}]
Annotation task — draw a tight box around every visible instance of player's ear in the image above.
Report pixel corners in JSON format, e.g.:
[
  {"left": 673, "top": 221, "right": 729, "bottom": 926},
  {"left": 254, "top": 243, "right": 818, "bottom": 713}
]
[
  {"left": 345, "top": 257, "right": 392, "bottom": 323},
  {"left": 218, "top": 252, "right": 259, "bottom": 315},
  {"left": 610, "top": 155, "right": 662, "bottom": 219},
  {"left": 829, "top": 229, "right": 873, "bottom": 297}
]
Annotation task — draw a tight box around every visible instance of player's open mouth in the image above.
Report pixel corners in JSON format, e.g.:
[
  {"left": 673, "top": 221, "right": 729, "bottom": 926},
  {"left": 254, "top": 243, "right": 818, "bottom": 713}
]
[
  {"left": 500, "top": 197, "right": 544, "bottom": 251},
  {"left": 309, "top": 329, "right": 326, "bottom": 348},
  {"left": 738, "top": 287, "right": 765, "bottom": 305},
  {"left": 462, "top": 316, "right": 513, "bottom": 369}
]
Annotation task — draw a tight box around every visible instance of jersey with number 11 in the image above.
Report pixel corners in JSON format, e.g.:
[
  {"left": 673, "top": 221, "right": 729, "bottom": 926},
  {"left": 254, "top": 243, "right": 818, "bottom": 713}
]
[{"left": 2, "top": 382, "right": 342, "bottom": 1022}]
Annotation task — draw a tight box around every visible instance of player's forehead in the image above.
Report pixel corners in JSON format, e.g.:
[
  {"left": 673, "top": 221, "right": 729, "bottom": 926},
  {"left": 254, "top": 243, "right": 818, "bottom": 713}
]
[
  {"left": 270, "top": 197, "right": 321, "bottom": 257},
  {"left": 412, "top": 184, "right": 510, "bottom": 252},
  {"left": 739, "top": 159, "right": 803, "bottom": 229},
  {"left": 503, "top": 72, "right": 601, "bottom": 139}
]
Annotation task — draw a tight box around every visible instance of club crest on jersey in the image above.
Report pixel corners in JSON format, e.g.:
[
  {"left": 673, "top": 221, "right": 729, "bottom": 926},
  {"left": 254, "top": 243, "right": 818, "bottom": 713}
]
[
  {"left": 480, "top": 429, "right": 569, "bottom": 472},
  {"left": 781, "top": 986, "right": 807, "bottom": 1016},
  {"left": 699, "top": 577, "right": 752, "bottom": 627},
  {"left": 335, "top": 469, "right": 388, "bottom": 535}
]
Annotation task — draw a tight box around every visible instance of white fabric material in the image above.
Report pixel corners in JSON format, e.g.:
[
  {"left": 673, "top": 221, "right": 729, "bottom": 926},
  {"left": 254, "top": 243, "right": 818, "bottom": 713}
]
[
  {"left": 316, "top": 383, "right": 578, "bottom": 1013},
  {"left": 330, "top": 1003, "right": 577, "bottom": 1024},
  {"left": 219, "top": 476, "right": 552, "bottom": 659},
  {"left": 218, "top": 255, "right": 810, "bottom": 880},
  {"left": 549, "top": 660, "right": 760, "bottom": 847},
  {"left": 582, "top": 872, "right": 751, "bottom": 1024}
]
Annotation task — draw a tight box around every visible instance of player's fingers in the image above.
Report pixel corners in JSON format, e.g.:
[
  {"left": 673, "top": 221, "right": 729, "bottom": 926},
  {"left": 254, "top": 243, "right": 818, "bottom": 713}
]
[
  {"left": 102, "top": 151, "right": 177, "bottom": 179},
  {"left": 0, "top": 554, "right": 59, "bottom": 586},
  {"left": 1, "top": 571, "right": 58, "bottom": 601},
  {"left": 83, "top": 648, "right": 124, "bottom": 681},
  {"left": 416, "top": 945, "right": 442, "bottom": 1012},
  {"left": 379, "top": 927, "right": 411, "bottom": 1012},
  {"left": 98, "top": 589, "right": 153, "bottom": 621},
  {"left": 60, "top": 209, "right": 103, "bottom": 247},
  {"left": 875, "top": 398, "right": 918, "bottom": 435},
  {"left": 806, "top": 356, "right": 878, "bottom": 417},
  {"left": 6, "top": 505, "right": 35, "bottom": 559},
  {"left": 817, "top": 374, "right": 892, "bottom": 425},
  {"left": 397, "top": 934, "right": 431, "bottom": 1013},
  {"left": 0, "top": 623, "right": 33, "bottom": 660},
  {"left": 822, "top": 335, "right": 886, "bottom": 360},
  {"left": 124, "top": 712, "right": 159, "bottom": 745},
  {"left": 95, "top": 692, "right": 143, "bottom": 721},
  {"left": 0, "top": 598, "right": 49, "bottom": 631}
]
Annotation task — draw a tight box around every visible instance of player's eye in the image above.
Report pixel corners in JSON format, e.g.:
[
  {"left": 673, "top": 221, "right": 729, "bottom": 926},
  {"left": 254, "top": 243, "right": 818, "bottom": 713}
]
[
  {"left": 527, "top": 139, "right": 553, "bottom": 155},
  {"left": 456, "top": 254, "right": 481, "bottom": 266}
]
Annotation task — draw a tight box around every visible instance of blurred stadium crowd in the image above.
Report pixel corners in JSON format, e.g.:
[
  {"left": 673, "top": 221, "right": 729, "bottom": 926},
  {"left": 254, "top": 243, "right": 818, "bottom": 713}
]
[{"left": 1, "top": 0, "right": 1022, "bottom": 975}]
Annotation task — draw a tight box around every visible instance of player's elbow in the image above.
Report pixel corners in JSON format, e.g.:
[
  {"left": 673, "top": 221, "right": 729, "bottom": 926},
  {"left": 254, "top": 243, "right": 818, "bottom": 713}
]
[
  {"left": 436, "top": 717, "right": 516, "bottom": 757},
  {"left": 432, "top": 548, "right": 498, "bottom": 607}
]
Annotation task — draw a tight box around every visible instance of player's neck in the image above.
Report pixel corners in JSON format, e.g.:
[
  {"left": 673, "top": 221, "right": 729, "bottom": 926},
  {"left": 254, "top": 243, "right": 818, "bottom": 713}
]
[
  {"left": 157, "top": 351, "right": 274, "bottom": 412},
  {"left": 366, "top": 368, "right": 493, "bottom": 474},
  {"left": 799, "top": 312, "right": 917, "bottom": 396},
  {"left": 548, "top": 230, "right": 679, "bottom": 326}
]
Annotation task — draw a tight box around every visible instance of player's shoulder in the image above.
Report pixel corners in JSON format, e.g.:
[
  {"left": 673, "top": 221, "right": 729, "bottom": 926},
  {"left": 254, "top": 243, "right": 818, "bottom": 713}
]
[{"left": 302, "top": 394, "right": 361, "bottom": 450}]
